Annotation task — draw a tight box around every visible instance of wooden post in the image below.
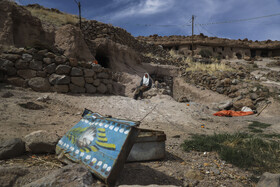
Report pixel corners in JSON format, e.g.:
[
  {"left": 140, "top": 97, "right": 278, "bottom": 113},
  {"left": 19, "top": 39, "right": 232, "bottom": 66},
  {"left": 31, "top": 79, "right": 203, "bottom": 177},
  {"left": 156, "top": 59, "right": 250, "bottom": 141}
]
[
  {"left": 78, "top": 2, "right": 81, "bottom": 29},
  {"left": 191, "top": 15, "right": 194, "bottom": 57},
  {"left": 74, "top": 0, "right": 82, "bottom": 29}
]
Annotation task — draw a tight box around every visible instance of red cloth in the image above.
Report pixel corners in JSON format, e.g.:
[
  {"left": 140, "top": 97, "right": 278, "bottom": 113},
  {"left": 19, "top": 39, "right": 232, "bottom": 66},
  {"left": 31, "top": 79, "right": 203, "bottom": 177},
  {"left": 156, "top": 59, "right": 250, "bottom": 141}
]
[{"left": 213, "top": 110, "right": 254, "bottom": 117}]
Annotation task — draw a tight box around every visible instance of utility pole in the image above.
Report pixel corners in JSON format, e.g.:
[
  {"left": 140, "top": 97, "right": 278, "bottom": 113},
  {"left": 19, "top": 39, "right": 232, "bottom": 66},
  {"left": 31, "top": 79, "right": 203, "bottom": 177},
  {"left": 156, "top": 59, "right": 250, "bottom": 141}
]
[
  {"left": 74, "top": 0, "right": 82, "bottom": 29},
  {"left": 191, "top": 15, "right": 194, "bottom": 57}
]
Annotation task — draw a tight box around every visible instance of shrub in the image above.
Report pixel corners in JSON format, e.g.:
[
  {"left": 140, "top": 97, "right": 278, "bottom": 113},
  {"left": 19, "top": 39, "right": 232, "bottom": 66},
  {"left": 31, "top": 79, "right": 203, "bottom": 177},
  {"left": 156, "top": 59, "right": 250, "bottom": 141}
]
[{"left": 199, "top": 49, "right": 212, "bottom": 58}]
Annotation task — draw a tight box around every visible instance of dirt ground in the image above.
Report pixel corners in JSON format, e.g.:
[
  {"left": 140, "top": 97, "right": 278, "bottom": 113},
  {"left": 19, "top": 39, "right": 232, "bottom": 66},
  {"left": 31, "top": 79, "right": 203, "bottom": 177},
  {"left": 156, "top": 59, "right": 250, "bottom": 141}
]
[{"left": 1, "top": 75, "right": 280, "bottom": 187}]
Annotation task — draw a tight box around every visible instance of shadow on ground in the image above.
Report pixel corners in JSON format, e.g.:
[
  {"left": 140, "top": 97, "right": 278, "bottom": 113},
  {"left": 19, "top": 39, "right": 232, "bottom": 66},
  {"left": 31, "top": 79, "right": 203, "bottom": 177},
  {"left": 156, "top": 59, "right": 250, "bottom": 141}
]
[{"left": 118, "top": 162, "right": 182, "bottom": 186}]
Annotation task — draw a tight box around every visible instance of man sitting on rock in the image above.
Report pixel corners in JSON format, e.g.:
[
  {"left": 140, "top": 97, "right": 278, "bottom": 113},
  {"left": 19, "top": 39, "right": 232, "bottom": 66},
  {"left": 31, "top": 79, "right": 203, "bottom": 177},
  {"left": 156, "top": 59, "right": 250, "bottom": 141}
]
[{"left": 134, "top": 73, "right": 152, "bottom": 100}]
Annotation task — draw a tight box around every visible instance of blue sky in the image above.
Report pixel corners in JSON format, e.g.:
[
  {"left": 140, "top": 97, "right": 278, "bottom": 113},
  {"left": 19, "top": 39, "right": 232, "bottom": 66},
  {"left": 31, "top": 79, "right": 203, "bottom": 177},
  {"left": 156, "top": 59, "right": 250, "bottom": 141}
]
[{"left": 16, "top": 0, "right": 280, "bottom": 41}]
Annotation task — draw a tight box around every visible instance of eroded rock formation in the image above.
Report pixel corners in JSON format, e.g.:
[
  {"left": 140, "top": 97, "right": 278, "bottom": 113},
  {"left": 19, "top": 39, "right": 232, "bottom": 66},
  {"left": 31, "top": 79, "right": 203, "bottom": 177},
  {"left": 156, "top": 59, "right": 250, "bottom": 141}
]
[{"left": 0, "top": 1, "right": 54, "bottom": 48}]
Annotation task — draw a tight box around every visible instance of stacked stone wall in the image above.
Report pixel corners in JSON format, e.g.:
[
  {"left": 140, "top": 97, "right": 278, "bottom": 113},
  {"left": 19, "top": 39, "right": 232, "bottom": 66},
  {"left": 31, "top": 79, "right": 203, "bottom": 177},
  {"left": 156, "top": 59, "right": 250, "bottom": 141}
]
[
  {"left": 180, "top": 69, "right": 275, "bottom": 110},
  {"left": 0, "top": 47, "right": 113, "bottom": 94}
]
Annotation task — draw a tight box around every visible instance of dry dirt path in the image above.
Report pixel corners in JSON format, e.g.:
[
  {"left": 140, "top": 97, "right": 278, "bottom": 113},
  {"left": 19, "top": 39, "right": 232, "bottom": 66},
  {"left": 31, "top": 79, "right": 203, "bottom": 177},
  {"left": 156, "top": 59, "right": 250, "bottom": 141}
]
[{"left": 1, "top": 82, "right": 280, "bottom": 186}]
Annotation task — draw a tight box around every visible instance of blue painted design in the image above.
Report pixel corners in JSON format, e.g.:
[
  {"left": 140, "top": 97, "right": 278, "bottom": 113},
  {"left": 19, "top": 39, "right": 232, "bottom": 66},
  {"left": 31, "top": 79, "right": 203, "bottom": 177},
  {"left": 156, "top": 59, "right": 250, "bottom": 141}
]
[{"left": 56, "top": 110, "right": 138, "bottom": 179}]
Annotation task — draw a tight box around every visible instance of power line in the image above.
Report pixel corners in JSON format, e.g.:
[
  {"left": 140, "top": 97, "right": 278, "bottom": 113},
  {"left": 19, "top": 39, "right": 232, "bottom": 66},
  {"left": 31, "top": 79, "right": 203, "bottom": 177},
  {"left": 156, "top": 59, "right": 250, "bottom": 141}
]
[
  {"left": 196, "top": 12, "right": 280, "bottom": 26},
  {"left": 88, "top": 12, "right": 280, "bottom": 30},
  {"left": 135, "top": 23, "right": 191, "bottom": 27},
  {"left": 196, "top": 24, "right": 202, "bottom": 34},
  {"left": 198, "top": 24, "right": 217, "bottom": 37}
]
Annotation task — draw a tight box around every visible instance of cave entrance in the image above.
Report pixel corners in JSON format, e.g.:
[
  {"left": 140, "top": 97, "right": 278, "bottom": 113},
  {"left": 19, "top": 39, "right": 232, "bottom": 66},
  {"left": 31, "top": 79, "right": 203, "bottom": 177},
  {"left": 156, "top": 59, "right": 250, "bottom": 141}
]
[
  {"left": 272, "top": 49, "right": 280, "bottom": 56},
  {"left": 260, "top": 50, "right": 269, "bottom": 57},
  {"left": 236, "top": 53, "right": 242, "bottom": 59},
  {"left": 95, "top": 50, "right": 110, "bottom": 68},
  {"left": 251, "top": 50, "right": 256, "bottom": 58}
]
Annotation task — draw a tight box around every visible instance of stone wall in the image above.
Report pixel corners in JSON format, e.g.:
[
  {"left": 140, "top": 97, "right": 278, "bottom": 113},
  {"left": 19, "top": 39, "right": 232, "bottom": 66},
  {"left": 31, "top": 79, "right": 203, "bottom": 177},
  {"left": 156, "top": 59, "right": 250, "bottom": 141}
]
[
  {"left": 180, "top": 69, "right": 271, "bottom": 110},
  {"left": 0, "top": 47, "right": 113, "bottom": 94}
]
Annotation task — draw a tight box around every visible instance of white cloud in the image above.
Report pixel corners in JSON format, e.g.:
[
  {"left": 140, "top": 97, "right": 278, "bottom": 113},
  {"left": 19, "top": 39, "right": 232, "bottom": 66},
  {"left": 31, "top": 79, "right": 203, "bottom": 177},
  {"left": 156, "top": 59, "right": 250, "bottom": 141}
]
[
  {"left": 111, "top": 0, "right": 174, "bottom": 19},
  {"left": 91, "top": 0, "right": 280, "bottom": 40}
]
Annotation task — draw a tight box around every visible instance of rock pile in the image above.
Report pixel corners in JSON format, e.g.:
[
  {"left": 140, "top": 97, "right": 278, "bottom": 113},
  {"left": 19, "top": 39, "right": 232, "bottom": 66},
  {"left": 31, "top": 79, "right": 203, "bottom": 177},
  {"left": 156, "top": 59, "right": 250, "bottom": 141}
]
[
  {"left": 182, "top": 70, "right": 270, "bottom": 110},
  {"left": 0, "top": 47, "right": 113, "bottom": 94}
]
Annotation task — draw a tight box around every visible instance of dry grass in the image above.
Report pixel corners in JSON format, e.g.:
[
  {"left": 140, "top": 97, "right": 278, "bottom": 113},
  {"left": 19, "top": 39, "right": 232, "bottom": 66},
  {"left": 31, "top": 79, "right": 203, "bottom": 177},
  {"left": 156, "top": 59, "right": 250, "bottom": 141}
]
[
  {"left": 182, "top": 132, "right": 280, "bottom": 174},
  {"left": 169, "top": 49, "right": 182, "bottom": 59},
  {"left": 185, "top": 59, "right": 234, "bottom": 74},
  {"left": 26, "top": 7, "right": 79, "bottom": 27},
  {"left": 143, "top": 53, "right": 165, "bottom": 60}
]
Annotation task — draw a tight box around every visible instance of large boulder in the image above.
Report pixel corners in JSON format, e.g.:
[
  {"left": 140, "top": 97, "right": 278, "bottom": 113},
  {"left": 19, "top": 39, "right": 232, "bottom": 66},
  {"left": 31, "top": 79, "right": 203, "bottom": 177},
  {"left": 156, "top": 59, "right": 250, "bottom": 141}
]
[
  {"left": 85, "top": 83, "right": 96, "bottom": 94},
  {"left": 24, "top": 130, "right": 60, "bottom": 154},
  {"left": 84, "top": 69, "right": 95, "bottom": 77},
  {"left": 217, "top": 100, "right": 233, "bottom": 110},
  {"left": 53, "top": 85, "right": 69, "bottom": 93},
  {"left": 15, "top": 59, "right": 29, "bottom": 69},
  {"left": 55, "top": 25, "right": 94, "bottom": 61},
  {"left": 97, "top": 83, "right": 107, "bottom": 94},
  {"left": 28, "top": 77, "right": 51, "bottom": 92},
  {"left": 0, "top": 1, "right": 53, "bottom": 47},
  {"left": 0, "top": 60, "right": 16, "bottom": 76},
  {"left": 233, "top": 97, "right": 255, "bottom": 110},
  {"left": 0, "top": 53, "right": 21, "bottom": 61},
  {"left": 70, "top": 67, "right": 83, "bottom": 76},
  {"left": 49, "top": 74, "right": 70, "bottom": 85},
  {"left": 17, "top": 69, "right": 37, "bottom": 79},
  {"left": 22, "top": 54, "right": 33, "bottom": 62},
  {"left": 45, "top": 63, "right": 57, "bottom": 74},
  {"left": 7, "top": 77, "right": 27, "bottom": 87},
  {"left": 23, "top": 164, "right": 97, "bottom": 187},
  {"left": 69, "top": 84, "right": 85, "bottom": 93},
  {"left": 257, "top": 172, "right": 280, "bottom": 187},
  {"left": 85, "top": 77, "right": 94, "bottom": 84},
  {"left": 0, "top": 138, "right": 25, "bottom": 160},
  {"left": 0, "top": 166, "right": 29, "bottom": 187},
  {"left": 71, "top": 77, "right": 85, "bottom": 87},
  {"left": 97, "top": 72, "right": 109, "bottom": 79},
  {"left": 29, "top": 60, "right": 43, "bottom": 70},
  {"left": 55, "top": 64, "right": 71, "bottom": 75}
]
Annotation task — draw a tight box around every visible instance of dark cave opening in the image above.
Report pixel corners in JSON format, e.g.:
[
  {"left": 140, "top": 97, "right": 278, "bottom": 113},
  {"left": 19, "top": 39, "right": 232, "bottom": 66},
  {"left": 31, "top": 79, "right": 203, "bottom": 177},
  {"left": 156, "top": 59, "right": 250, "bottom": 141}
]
[{"left": 95, "top": 51, "right": 110, "bottom": 68}]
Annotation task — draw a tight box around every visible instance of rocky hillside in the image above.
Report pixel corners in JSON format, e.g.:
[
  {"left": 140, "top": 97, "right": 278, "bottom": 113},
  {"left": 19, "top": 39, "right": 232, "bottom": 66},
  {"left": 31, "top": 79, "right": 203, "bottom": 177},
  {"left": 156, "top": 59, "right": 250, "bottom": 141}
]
[
  {"left": 137, "top": 34, "right": 280, "bottom": 49},
  {"left": 0, "top": 1, "right": 54, "bottom": 48}
]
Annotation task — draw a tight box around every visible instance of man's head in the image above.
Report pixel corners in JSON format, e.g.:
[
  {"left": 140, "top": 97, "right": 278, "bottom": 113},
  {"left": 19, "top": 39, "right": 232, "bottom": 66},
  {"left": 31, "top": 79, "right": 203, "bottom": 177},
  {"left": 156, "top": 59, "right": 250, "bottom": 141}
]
[{"left": 144, "top": 73, "right": 148, "bottom": 78}]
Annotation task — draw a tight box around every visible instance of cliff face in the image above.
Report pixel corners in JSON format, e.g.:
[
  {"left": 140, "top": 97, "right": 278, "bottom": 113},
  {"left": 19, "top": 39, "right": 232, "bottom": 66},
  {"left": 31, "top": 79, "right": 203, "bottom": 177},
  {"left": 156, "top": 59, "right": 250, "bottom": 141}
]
[
  {"left": 81, "top": 20, "right": 170, "bottom": 59},
  {"left": 0, "top": 1, "right": 54, "bottom": 48}
]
